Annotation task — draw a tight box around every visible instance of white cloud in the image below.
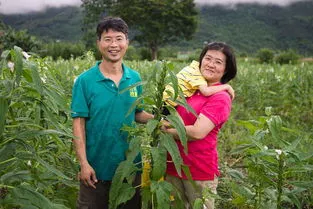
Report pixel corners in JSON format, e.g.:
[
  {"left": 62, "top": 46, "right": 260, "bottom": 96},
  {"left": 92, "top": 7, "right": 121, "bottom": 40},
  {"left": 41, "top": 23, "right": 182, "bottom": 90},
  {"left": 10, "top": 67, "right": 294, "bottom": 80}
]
[
  {"left": 196, "top": 0, "right": 309, "bottom": 6},
  {"left": 0, "top": 0, "right": 309, "bottom": 15},
  {"left": 0, "top": 0, "right": 81, "bottom": 14}
]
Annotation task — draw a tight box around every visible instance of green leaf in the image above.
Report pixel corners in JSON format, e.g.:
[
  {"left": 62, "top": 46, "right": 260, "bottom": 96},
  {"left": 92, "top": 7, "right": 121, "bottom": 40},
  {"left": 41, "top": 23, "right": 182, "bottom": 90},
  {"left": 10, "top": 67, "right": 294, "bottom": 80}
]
[
  {"left": 0, "top": 97, "right": 9, "bottom": 136},
  {"left": 151, "top": 180, "right": 173, "bottom": 209},
  {"left": 227, "top": 168, "right": 245, "bottom": 181},
  {"left": 285, "top": 136, "right": 302, "bottom": 152},
  {"left": 36, "top": 156, "right": 72, "bottom": 180},
  {"left": 289, "top": 180, "right": 313, "bottom": 189},
  {"left": 193, "top": 198, "right": 203, "bottom": 209},
  {"left": 126, "top": 136, "right": 141, "bottom": 162},
  {"left": 229, "top": 144, "right": 254, "bottom": 155},
  {"left": 0, "top": 170, "right": 32, "bottom": 184},
  {"left": 15, "top": 129, "right": 73, "bottom": 140},
  {"left": 1, "top": 50, "right": 10, "bottom": 59},
  {"left": 0, "top": 143, "right": 16, "bottom": 163},
  {"left": 267, "top": 115, "right": 282, "bottom": 140},
  {"left": 9, "top": 184, "right": 69, "bottom": 209},
  {"left": 146, "top": 119, "right": 159, "bottom": 135},
  {"left": 113, "top": 183, "right": 136, "bottom": 209},
  {"left": 151, "top": 146, "right": 167, "bottom": 180},
  {"left": 236, "top": 120, "right": 259, "bottom": 134},
  {"left": 12, "top": 46, "right": 23, "bottom": 87},
  {"left": 160, "top": 133, "right": 182, "bottom": 176},
  {"left": 166, "top": 114, "right": 187, "bottom": 153},
  {"left": 28, "top": 62, "right": 43, "bottom": 95},
  {"left": 173, "top": 95, "right": 197, "bottom": 118},
  {"left": 126, "top": 95, "right": 145, "bottom": 117},
  {"left": 141, "top": 187, "right": 152, "bottom": 209},
  {"left": 119, "top": 81, "right": 147, "bottom": 94},
  {"left": 43, "top": 87, "right": 68, "bottom": 111},
  {"left": 109, "top": 161, "right": 137, "bottom": 209},
  {"left": 168, "top": 70, "right": 179, "bottom": 100}
]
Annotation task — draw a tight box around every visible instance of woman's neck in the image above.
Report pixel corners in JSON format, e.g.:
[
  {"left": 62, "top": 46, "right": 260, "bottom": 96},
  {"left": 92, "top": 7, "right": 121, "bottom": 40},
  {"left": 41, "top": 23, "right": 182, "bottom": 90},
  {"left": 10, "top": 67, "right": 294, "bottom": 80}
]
[{"left": 207, "top": 81, "right": 220, "bottom": 86}]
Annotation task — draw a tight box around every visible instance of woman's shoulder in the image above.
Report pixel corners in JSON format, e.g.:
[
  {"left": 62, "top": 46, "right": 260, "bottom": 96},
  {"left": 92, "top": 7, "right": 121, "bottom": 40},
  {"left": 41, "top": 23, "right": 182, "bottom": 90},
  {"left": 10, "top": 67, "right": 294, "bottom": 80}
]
[{"left": 206, "top": 91, "right": 232, "bottom": 104}]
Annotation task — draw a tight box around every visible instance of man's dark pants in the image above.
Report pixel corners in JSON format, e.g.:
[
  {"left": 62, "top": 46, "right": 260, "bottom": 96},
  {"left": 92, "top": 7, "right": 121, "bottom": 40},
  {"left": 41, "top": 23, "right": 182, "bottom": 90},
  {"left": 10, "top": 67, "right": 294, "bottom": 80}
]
[{"left": 77, "top": 175, "right": 141, "bottom": 209}]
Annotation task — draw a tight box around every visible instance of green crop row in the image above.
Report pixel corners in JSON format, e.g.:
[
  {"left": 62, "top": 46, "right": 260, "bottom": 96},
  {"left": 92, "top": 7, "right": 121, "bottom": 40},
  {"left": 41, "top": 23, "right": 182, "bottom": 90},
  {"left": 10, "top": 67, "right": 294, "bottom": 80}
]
[{"left": 0, "top": 48, "right": 312, "bottom": 208}]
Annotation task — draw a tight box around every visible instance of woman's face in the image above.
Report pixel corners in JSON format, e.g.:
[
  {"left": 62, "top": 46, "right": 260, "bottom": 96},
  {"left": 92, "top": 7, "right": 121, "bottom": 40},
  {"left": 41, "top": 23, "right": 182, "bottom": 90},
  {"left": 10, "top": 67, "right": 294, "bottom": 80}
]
[{"left": 200, "top": 50, "right": 226, "bottom": 85}]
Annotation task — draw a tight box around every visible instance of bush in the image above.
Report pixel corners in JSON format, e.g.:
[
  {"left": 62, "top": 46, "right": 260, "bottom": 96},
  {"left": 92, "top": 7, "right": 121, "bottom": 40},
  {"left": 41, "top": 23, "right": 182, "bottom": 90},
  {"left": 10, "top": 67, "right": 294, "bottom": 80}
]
[
  {"left": 40, "top": 41, "right": 86, "bottom": 60},
  {"left": 187, "top": 49, "right": 202, "bottom": 62},
  {"left": 158, "top": 47, "right": 178, "bottom": 60},
  {"left": 257, "top": 48, "right": 274, "bottom": 63},
  {"left": 0, "top": 23, "right": 41, "bottom": 53},
  {"left": 275, "top": 49, "right": 300, "bottom": 65},
  {"left": 125, "top": 45, "right": 141, "bottom": 61}
]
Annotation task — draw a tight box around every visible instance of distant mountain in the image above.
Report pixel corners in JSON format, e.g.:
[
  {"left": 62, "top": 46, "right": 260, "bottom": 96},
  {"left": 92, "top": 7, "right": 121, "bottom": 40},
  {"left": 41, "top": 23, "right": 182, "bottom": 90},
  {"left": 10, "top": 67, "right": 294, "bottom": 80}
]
[
  {"left": 1, "top": 1, "right": 313, "bottom": 55},
  {"left": 189, "top": 1, "right": 313, "bottom": 56},
  {"left": 1, "top": 6, "right": 83, "bottom": 41}
]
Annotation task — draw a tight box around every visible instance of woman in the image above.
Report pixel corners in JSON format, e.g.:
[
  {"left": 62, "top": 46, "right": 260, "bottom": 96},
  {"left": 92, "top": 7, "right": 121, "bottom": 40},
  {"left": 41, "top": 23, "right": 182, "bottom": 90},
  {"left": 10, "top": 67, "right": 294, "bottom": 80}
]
[{"left": 165, "top": 42, "right": 237, "bottom": 209}]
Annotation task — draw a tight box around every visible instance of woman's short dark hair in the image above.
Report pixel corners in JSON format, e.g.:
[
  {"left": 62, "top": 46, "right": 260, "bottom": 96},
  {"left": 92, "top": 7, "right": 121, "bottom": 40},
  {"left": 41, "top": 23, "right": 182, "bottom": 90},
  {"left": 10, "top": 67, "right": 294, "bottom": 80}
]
[
  {"left": 199, "top": 42, "right": 237, "bottom": 84},
  {"left": 96, "top": 16, "right": 129, "bottom": 40}
]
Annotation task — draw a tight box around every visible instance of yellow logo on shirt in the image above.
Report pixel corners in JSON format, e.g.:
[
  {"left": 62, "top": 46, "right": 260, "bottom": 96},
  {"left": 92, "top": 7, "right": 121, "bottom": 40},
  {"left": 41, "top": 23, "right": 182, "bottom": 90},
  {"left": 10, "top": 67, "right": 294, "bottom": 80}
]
[{"left": 129, "top": 87, "right": 138, "bottom": 97}]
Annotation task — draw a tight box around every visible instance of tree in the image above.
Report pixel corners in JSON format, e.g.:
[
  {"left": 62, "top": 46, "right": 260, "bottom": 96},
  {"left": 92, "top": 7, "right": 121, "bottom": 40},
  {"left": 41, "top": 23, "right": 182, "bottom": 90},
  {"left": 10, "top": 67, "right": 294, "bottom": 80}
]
[
  {"left": 81, "top": 0, "right": 198, "bottom": 60},
  {"left": 0, "top": 21, "right": 40, "bottom": 54}
]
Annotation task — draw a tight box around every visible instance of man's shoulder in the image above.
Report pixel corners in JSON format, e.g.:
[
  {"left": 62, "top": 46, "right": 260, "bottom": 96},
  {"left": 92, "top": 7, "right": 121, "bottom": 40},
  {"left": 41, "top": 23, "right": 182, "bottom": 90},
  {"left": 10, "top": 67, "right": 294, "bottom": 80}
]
[
  {"left": 123, "top": 64, "right": 141, "bottom": 79},
  {"left": 77, "top": 62, "right": 99, "bottom": 80}
]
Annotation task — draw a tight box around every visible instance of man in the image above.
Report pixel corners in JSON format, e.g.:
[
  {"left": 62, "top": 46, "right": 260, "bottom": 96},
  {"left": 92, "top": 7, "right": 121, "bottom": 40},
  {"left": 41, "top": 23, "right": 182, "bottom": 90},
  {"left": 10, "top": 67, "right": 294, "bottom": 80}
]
[{"left": 71, "top": 17, "right": 153, "bottom": 209}]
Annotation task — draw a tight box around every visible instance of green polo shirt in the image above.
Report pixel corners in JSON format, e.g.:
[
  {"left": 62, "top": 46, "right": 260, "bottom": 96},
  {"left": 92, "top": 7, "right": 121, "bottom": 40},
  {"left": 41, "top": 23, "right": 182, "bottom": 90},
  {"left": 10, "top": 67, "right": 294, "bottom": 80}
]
[{"left": 71, "top": 62, "right": 142, "bottom": 180}]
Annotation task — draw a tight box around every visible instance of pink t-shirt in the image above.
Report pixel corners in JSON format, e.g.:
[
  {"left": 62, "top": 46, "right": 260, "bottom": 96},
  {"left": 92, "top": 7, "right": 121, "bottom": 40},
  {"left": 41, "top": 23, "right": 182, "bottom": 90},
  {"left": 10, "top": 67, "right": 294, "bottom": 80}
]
[{"left": 166, "top": 88, "right": 232, "bottom": 180}]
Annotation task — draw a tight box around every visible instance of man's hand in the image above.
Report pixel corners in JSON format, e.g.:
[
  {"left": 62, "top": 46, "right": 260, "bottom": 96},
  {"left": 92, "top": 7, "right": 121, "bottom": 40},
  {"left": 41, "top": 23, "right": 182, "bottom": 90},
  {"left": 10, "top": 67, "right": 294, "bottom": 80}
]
[{"left": 79, "top": 163, "right": 98, "bottom": 189}]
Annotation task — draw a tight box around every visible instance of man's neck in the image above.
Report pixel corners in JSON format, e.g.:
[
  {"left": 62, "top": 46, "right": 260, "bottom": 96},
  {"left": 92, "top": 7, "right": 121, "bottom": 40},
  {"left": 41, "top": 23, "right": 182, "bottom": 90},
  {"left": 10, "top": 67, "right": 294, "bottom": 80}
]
[{"left": 99, "top": 59, "right": 123, "bottom": 76}]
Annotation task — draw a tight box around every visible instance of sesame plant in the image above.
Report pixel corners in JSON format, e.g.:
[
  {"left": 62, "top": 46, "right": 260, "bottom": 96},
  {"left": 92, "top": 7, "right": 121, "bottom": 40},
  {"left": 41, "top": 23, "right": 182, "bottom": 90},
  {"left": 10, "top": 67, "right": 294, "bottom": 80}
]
[
  {"left": 226, "top": 107, "right": 312, "bottom": 209},
  {"left": 0, "top": 47, "right": 77, "bottom": 209},
  {"left": 1, "top": 47, "right": 312, "bottom": 208},
  {"left": 109, "top": 61, "right": 197, "bottom": 209}
]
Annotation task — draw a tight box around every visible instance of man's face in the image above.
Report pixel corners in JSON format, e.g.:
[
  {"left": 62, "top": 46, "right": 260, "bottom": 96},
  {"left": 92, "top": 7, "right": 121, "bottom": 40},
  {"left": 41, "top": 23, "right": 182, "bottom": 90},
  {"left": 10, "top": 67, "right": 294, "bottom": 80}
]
[{"left": 97, "top": 29, "right": 129, "bottom": 63}]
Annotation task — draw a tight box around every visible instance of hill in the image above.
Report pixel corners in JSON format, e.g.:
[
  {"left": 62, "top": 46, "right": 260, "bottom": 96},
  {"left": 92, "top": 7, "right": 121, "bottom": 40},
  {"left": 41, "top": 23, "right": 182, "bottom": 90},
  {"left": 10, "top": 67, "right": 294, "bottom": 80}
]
[
  {"left": 1, "top": 1, "right": 313, "bottom": 55},
  {"left": 187, "top": 1, "right": 313, "bottom": 56},
  {"left": 1, "top": 6, "right": 83, "bottom": 41}
]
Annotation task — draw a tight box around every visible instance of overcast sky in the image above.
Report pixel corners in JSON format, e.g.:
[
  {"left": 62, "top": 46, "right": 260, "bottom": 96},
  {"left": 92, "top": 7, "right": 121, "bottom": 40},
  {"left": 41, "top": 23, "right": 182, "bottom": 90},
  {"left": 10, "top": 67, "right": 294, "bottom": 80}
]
[{"left": 0, "top": 0, "right": 309, "bottom": 15}]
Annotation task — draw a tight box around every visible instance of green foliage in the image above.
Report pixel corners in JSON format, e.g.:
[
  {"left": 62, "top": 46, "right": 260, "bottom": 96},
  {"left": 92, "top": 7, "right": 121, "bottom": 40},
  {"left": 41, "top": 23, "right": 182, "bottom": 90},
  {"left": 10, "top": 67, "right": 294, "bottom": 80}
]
[
  {"left": 0, "top": 47, "right": 83, "bottom": 208},
  {"left": 275, "top": 49, "right": 300, "bottom": 65},
  {"left": 0, "top": 48, "right": 312, "bottom": 208},
  {"left": 0, "top": 22, "right": 40, "bottom": 54},
  {"left": 124, "top": 45, "right": 142, "bottom": 61},
  {"left": 257, "top": 48, "right": 274, "bottom": 63},
  {"left": 226, "top": 110, "right": 312, "bottom": 208},
  {"left": 109, "top": 62, "right": 189, "bottom": 209},
  {"left": 40, "top": 41, "right": 86, "bottom": 60},
  {"left": 1, "top": 7, "right": 83, "bottom": 41},
  {"left": 3, "top": 2, "right": 313, "bottom": 56},
  {"left": 81, "top": 0, "right": 198, "bottom": 60},
  {"left": 216, "top": 59, "right": 313, "bottom": 209}
]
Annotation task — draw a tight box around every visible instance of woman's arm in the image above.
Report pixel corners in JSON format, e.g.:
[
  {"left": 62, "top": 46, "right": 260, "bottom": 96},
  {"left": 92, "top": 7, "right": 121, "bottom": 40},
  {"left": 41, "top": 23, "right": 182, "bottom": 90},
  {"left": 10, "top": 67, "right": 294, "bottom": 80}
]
[
  {"left": 199, "top": 84, "right": 235, "bottom": 100},
  {"left": 165, "top": 113, "right": 215, "bottom": 140}
]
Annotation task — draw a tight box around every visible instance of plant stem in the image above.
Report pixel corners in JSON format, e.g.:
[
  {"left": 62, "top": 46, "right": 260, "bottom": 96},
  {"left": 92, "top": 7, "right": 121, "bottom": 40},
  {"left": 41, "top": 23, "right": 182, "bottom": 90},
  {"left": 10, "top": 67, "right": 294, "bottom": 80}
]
[{"left": 277, "top": 153, "right": 284, "bottom": 209}]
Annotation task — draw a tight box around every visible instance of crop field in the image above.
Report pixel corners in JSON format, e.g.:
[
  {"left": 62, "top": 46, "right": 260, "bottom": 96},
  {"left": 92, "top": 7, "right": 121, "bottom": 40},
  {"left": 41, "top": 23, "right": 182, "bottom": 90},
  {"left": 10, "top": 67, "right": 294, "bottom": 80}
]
[{"left": 0, "top": 47, "right": 312, "bottom": 208}]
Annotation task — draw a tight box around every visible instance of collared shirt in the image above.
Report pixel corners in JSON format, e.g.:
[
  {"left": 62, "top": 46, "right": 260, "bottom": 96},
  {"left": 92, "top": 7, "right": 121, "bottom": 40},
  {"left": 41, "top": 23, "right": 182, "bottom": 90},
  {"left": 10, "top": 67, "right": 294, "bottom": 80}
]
[
  {"left": 166, "top": 86, "right": 232, "bottom": 180},
  {"left": 71, "top": 62, "right": 142, "bottom": 180}
]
